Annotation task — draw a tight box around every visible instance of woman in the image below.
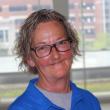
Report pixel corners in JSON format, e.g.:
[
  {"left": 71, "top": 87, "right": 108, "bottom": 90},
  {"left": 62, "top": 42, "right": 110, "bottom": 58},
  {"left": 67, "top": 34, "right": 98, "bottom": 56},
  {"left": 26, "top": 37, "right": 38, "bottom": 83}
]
[{"left": 8, "top": 9, "right": 101, "bottom": 110}]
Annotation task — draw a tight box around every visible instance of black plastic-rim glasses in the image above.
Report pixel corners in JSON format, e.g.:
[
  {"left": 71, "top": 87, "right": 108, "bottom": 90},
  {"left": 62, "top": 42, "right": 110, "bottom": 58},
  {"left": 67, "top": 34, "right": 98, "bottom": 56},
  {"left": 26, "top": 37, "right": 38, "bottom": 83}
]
[{"left": 30, "top": 39, "right": 72, "bottom": 58}]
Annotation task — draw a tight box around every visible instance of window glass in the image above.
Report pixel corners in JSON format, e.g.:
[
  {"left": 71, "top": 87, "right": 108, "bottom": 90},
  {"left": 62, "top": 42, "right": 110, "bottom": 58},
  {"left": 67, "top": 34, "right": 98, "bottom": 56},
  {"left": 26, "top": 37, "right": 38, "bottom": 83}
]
[
  {"left": 32, "top": 5, "right": 40, "bottom": 11},
  {"left": 0, "top": 7, "right": 2, "bottom": 12},
  {"left": 0, "top": 30, "right": 4, "bottom": 42},
  {"left": 0, "top": 30, "right": 8, "bottom": 43},
  {"left": 0, "top": 0, "right": 110, "bottom": 110},
  {"left": 69, "top": 0, "right": 110, "bottom": 94},
  {"left": 9, "top": 5, "right": 28, "bottom": 12},
  {"left": 0, "top": 0, "right": 53, "bottom": 109}
]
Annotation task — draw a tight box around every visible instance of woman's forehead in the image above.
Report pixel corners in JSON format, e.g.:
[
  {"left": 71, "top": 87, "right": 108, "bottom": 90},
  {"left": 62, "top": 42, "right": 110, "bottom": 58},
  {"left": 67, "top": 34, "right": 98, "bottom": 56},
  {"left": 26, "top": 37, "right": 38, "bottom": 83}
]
[{"left": 31, "top": 21, "right": 67, "bottom": 45}]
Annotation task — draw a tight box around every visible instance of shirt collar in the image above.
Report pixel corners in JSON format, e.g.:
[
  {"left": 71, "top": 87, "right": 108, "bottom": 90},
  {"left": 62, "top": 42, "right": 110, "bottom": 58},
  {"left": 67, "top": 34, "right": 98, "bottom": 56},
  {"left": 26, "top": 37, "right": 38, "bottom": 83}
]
[
  {"left": 70, "top": 81, "right": 84, "bottom": 108},
  {"left": 26, "top": 78, "right": 64, "bottom": 110},
  {"left": 27, "top": 78, "right": 84, "bottom": 109}
]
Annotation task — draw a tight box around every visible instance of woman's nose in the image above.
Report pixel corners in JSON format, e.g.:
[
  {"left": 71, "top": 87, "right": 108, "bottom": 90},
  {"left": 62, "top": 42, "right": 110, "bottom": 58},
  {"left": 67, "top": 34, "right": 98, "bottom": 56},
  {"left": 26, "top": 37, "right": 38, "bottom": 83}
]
[{"left": 51, "top": 46, "right": 60, "bottom": 59}]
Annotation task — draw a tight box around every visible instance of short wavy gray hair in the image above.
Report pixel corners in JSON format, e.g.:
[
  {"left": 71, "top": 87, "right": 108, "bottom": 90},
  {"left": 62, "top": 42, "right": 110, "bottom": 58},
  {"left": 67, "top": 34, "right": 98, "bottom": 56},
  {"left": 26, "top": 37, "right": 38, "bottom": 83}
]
[{"left": 15, "top": 9, "right": 80, "bottom": 74}]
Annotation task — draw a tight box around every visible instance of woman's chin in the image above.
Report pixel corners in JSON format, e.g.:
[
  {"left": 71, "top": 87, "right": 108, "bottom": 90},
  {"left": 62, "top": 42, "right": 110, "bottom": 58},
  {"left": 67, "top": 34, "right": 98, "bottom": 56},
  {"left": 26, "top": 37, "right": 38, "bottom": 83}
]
[
  {"left": 39, "top": 60, "right": 71, "bottom": 80},
  {"left": 49, "top": 67, "right": 69, "bottom": 79}
]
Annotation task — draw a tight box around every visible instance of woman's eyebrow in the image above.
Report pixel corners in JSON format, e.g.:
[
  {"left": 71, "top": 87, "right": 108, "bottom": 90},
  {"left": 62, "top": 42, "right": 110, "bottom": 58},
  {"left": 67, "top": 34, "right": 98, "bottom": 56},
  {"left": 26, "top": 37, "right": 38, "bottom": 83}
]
[
  {"left": 33, "top": 37, "right": 66, "bottom": 46},
  {"left": 32, "top": 42, "right": 47, "bottom": 47}
]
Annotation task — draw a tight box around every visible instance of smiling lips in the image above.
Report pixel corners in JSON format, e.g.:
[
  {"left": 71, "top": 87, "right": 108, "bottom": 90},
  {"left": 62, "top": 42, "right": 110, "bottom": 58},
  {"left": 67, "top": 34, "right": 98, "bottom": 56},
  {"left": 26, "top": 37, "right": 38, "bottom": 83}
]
[{"left": 49, "top": 59, "right": 65, "bottom": 65}]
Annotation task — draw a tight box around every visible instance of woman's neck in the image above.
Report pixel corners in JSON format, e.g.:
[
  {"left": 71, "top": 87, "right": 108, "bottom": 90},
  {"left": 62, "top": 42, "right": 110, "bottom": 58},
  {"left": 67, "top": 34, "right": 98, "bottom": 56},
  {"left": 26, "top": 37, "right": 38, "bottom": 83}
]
[{"left": 37, "top": 77, "right": 71, "bottom": 93}]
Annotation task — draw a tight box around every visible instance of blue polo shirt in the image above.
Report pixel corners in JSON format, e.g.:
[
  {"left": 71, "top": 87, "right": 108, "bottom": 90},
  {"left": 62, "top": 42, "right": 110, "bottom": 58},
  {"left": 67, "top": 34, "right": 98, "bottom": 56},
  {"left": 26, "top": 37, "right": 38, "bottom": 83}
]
[{"left": 8, "top": 78, "right": 101, "bottom": 110}]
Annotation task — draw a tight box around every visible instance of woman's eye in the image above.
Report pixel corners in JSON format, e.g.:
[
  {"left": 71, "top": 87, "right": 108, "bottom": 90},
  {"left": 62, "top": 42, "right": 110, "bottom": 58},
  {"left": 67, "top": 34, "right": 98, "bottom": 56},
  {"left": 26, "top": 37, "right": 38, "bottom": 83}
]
[
  {"left": 37, "top": 46, "right": 46, "bottom": 51},
  {"left": 37, "top": 46, "right": 50, "bottom": 52},
  {"left": 58, "top": 40, "right": 67, "bottom": 45}
]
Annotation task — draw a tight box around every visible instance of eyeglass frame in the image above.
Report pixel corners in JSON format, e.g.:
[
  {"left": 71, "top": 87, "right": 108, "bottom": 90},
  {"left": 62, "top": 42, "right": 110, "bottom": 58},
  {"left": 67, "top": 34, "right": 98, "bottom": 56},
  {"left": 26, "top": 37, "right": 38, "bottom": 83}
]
[{"left": 30, "top": 39, "right": 73, "bottom": 58}]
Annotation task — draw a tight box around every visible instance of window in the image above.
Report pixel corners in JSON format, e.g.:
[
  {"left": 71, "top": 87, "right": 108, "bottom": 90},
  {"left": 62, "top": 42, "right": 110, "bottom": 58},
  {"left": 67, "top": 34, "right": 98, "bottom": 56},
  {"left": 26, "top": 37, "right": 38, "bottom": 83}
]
[
  {"left": 0, "top": 30, "right": 8, "bottom": 42},
  {"left": 32, "top": 4, "right": 52, "bottom": 11},
  {"left": 0, "top": 7, "right": 2, "bottom": 12},
  {"left": 69, "top": 4, "right": 75, "bottom": 9},
  {"left": 69, "top": 1, "right": 110, "bottom": 105},
  {"left": 81, "top": 2, "right": 95, "bottom": 10},
  {"left": 69, "top": 16, "right": 76, "bottom": 22},
  {"left": 0, "top": 1, "right": 109, "bottom": 110},
  {"left": 0, "top": 30, "right": 3, "bottom": 42},
  {"left": 105, "top": 1, "right": 110, "bottom": 6},
  {"left": 105, "top": 9, "right": 109, "bottom": 14},
  {"left": 32, "top": 5, "right": 40, "bottom": 11},
  {"left": 15, "top": 18, "right": 25, "bottom": 26},
  {"left": 83, "top": 28, "right": 96, "bottom": 36},
  {"left": 106, "top": 23, "right": 110, "bottom": 33},
  {"left": 15, "top": 31, "right": 19, "bottom": 38},
  {"left": 82, "top": 16, "right": 95, "bottom": 23},
  {"left": 9, "top": 5, "right": 28, "bottom": 12},
  {"left": 40, "top": 5, "right": 51, "bottom": 9}
]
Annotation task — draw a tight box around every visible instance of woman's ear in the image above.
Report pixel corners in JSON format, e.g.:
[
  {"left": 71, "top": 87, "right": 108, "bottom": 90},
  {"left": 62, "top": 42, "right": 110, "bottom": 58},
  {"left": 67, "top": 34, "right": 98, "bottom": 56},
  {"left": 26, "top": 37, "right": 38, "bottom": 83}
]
[{"left": 26, "top": 56, "right": 35, "bottom": 67}]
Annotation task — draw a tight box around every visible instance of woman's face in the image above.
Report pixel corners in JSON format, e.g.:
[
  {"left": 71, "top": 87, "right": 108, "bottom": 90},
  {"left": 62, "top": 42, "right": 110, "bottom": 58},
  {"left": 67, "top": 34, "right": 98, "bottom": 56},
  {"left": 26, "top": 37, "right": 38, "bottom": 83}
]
[{"left": 29, "top": 21, "right": 73, "bottom": 80}]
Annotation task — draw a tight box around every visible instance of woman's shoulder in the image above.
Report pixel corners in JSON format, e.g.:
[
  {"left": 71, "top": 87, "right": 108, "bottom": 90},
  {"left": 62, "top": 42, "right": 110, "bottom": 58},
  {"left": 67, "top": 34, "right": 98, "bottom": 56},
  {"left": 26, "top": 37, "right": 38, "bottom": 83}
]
[
  {"left": 8, "top": 79, "right": 36, "bottom": 110},
  {"left": 8, "top": 78, "right": 46, "bottom": 110},
  {"left": 71, "top": 81, "right": 98, "bottom": 99},
  {"left": 70, "top": 81, "right": 101, "bottom": 109},
  {"left": 8, "top": 92, "right": 29, "bottom": 110}
]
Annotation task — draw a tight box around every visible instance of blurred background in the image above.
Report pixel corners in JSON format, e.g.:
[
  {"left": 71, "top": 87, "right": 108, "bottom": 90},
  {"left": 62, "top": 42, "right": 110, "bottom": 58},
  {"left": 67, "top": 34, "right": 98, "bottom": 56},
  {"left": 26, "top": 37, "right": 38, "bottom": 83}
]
[{"left": 0, "top": 0, "right": 110, "bottom": 110}]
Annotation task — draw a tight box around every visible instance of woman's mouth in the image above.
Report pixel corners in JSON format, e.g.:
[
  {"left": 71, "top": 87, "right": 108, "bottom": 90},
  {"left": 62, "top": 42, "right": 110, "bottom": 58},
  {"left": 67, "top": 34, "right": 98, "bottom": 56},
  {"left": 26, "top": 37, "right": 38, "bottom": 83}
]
[{"left": 50, "top": 60, "right": 64, "bottom": 65}]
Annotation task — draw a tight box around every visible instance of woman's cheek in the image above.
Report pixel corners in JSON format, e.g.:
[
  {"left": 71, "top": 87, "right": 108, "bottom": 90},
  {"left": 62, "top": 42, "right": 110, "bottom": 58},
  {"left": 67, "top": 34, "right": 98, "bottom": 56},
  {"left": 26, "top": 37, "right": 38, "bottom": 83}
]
[
  {"left": 36, "top": 58, "right": 50, "bottom": 67},
  {"left": 35, "top": 50, "right": 73, "bottom": 67},
  {"left": 62, "top": 50, "right": 73, "bottom": 60}
]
